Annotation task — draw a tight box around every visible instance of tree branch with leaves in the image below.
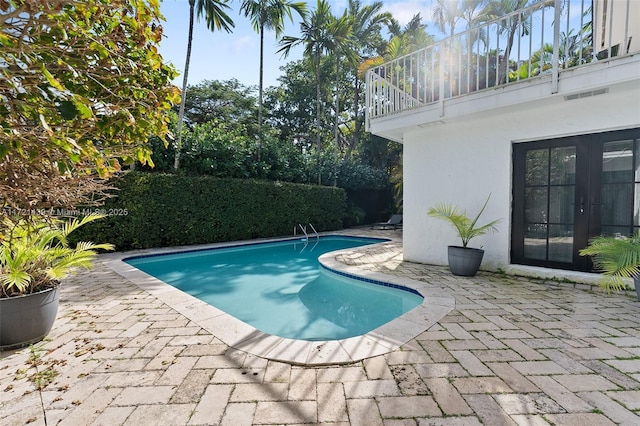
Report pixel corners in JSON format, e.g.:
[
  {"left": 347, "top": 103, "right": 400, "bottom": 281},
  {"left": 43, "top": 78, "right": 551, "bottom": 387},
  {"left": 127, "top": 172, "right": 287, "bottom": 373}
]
[{"left": 0, "top": 0, "right": 180, "bottom": 210}]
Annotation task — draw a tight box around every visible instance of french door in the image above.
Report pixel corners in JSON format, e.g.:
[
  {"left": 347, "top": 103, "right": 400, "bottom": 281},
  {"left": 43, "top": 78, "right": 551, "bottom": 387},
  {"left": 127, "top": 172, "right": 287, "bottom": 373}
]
[{"left": 512, "top": 128, "right": 640, "bottom": 272}]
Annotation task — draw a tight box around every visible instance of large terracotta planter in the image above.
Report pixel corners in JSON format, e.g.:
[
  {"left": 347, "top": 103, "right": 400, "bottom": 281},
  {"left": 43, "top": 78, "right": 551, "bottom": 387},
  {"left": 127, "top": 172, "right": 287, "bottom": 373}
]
[
  {"left": 0, "top": 288, "right": 60, "bottom": 350},
  {"left": 447, "top": 246, "right": 485, "bottom": 277}
]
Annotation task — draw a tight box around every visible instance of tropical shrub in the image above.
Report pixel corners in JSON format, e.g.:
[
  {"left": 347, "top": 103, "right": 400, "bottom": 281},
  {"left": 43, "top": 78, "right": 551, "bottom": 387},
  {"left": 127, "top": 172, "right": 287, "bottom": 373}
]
[
  {"left": 143, "top": 121, "right": 310, "bottom": 183},
  {"left": 336, "top": 160, "right": 389, "bottom": 191},
  {"left": 343, "top": 203, "right": 367, "bottom": 227},
  {"left": 0, "top": 215, "right": 113, "bottom": 298},
  {"left": 427, "top": 195, "right": 501, "bottom": 248},
  {"left": 72, "top": 172, "right": 346, "bottom": 250},
  {"left": 579, "top": 231, "right": 640, "bottom": 293}
]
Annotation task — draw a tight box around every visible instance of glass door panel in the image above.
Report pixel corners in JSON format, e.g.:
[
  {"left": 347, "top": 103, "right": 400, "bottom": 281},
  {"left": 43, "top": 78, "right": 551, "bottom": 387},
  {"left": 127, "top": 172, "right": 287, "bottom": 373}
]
[
  {"left": 550, "top": 146, "right": 576, "bottom": 184},
  {"left": 547, "top": 146, "right": 575, "bottom": 263},
  {"left": 521, "top": 146, "right": 576, "bottom": 265},
  {"left": 548, "top": 224, "right": 574, "bottom": 263},
  {"left": 600, "top": 140, "right": 634, "bottom": 237},
  {"left": 635, "top": 183, "right": 640, "bottom": 228},
  {"left": 526, "top": 149, "right": 549, "bottom": 184},
  {"left": 512, "top": 128, "right": 640, "bottom": 272},
  {"left": 524, "top": 224, "right": 547, "bottom": 261}
]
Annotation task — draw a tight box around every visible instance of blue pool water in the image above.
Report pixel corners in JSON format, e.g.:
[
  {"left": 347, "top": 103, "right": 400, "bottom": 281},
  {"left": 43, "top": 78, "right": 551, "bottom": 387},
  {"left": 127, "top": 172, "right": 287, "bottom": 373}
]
[{"left": 125, "top": 236, "right": 423, "bottom": 341}]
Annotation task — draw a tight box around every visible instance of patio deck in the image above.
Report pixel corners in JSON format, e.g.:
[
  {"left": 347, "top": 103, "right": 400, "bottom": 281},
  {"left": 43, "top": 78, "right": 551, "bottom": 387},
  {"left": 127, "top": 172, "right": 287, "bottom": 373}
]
[{"left": 1, "top": 228, "right": 639, "bottom": 425}]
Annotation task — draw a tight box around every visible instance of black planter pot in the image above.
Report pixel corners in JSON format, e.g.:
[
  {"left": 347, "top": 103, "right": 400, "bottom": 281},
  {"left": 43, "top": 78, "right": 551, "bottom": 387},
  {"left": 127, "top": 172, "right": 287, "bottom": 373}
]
[
  {"left": 635, "top": 276, "right": 640, "bottom": 301},
  {"left": 0, "top": 287, "right": 60, "bottom": 350},
  {"left": 447, "top": 246, "right": 485, "bottom": 277}
]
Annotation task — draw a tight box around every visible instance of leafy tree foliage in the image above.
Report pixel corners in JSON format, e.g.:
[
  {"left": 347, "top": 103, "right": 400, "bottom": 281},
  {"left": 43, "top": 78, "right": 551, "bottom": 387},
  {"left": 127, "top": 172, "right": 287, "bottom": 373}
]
[
  {"left": 240, "top": 0, "right": 307, "bottom": 160},
  {"left": 278, "top": 0, "right": 352, "bottom": 185},
  {"left": 0, "top": 0, "right": 179, "bottom": 210},
  {"left": 145, "top": 74, "right": 393, "bottom": 193},
  {"left": 158, "top": 1, "right": 448, "bottom": 216},
  {"left": 264, "top": 60, "right": 323, "bottom": 148},
  {"left": 181, "top": 79, "right": 258, "bottom": 127},
  {"left": 346, "top": 0, "right": 393, "bottom": 153},
  {"left": 174, "top": 0, "right": 234, "bottom": 170},
  {"left": 178, "top": 120, "right": 306, "bottom": 181}
]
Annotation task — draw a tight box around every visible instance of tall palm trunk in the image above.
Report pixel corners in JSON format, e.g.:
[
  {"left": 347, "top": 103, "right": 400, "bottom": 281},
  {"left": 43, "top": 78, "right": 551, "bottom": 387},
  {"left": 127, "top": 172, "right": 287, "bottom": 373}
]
[
  {"left": 315, "top": 50, "right": 322, "bottom": 185},
  {"left": 333, "top": 54, "right": 340, "bottom": 186},
  {"left": 174, "top": 0, "right": 196, "bottom": 171},
  {"left": 351, "top": 70, "right": 360, "bottom": 155},
  {"left": 499, "top": 22, "right": 518, "bottom": 85},
  {"left": 257, "top": 22, "right": 264, "bottom": 162}
]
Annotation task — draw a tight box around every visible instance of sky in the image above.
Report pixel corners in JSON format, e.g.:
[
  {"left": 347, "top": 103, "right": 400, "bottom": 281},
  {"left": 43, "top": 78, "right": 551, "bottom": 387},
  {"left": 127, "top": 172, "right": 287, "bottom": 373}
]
[{"left": 157, "top": 0, "right": 438, "bottom": 90}]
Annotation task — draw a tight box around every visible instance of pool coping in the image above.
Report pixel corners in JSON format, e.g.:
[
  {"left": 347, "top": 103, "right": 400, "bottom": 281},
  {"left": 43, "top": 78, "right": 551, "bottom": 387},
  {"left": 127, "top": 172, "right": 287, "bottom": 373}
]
[{"left": 101, "top": 234, "right": 455, "bottom": 366}]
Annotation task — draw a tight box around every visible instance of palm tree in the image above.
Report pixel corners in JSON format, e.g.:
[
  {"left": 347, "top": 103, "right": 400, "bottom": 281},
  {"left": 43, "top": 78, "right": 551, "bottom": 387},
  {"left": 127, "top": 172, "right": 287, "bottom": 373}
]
[
  {"left": 387, "top": 14, "right": 431, "bottom": 57},
  {"left": 580, "top": 230, "right": 640, "bottom": 296},
  {"left": 477, "top": 0, "right": 532, "bottom": 85},
  {"left": 432, "top": 0, "right": 464, "bottom": 38},
  {"left": 356, "top": 13, "right": 432, "bottom": 109},
  {"left": 327, "top": 10, "right": 355, "bottom": 186},
  {"left": 432, "top": 0, "right": 486, "bottom": 96},
  {"left": 240, "top": 0, "right": 307, "bottom": 162},
  {"left": 347, "top": 0, "right": 392, "bottom": 154},
  {"left": 432, "top": 0, "right": 486, "bottom": 37},
  {"left": 174, "top": 0, "right": 235, "bottom": 171},
  {"left": 460, "top": 0, "right": 487, "bottom": 28},
  {"left": 278, "top": 0, "right": 338, "bottom": 185},
  {"left": 511, "top": 27, "right": 592, "bottom": 81}
]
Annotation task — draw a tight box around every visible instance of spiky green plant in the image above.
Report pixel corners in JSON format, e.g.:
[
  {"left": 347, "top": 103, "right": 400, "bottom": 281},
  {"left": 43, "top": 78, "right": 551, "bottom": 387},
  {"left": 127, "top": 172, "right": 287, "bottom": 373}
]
[
  {"left": 0, "top": 214, "right": 114, "bottom": 297},
  {"left": 579, "top": 230, "right": 640, "bottom": 293},
  {"left": 427, "top": 194, "right": 501, "bottom": 248}
]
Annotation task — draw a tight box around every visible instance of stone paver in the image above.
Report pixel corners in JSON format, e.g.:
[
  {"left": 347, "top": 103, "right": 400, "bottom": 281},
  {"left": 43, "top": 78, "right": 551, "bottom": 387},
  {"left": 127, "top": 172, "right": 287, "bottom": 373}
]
[{"left": 1, "top": 228, "right": 639, "bottom": 425}]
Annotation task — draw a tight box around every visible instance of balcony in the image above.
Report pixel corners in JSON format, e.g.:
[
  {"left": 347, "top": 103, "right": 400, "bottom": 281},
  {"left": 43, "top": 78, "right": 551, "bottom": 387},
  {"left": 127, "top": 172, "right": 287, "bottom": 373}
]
[{"left": 365, "top": 0, "right": 639, "bottom": 141}]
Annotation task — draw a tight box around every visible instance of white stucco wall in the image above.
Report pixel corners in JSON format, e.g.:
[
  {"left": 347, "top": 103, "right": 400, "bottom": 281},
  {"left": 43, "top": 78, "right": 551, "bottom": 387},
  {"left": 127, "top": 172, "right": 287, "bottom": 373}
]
[{"left": 402, "top": 79, "right": 640, "bottom": 270}]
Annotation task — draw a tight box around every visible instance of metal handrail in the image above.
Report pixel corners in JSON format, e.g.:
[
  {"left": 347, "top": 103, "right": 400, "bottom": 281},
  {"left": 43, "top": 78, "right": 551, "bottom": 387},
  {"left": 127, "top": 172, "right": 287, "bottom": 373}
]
[
  {"left": 298, "top": 224, "right": 309, "bottom": 241},
  {"left": 308, "top": 223, "right": 319, "bottom": 241}
]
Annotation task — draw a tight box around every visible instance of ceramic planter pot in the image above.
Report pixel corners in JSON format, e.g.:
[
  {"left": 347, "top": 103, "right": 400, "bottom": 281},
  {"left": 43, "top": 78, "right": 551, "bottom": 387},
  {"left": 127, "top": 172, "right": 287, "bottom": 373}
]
[
  {"left": 447, "top": 246, "right": 484, "bottom": 277},
  {"left": 0, "top": 287, "right": 60, "bottom": 350}
]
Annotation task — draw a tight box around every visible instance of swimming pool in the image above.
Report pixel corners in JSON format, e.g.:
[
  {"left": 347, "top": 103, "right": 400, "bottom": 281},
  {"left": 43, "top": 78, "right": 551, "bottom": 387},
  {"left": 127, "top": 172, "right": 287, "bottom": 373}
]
[{"left": 125, "top": 236, "right": 423, "bottom": 341}]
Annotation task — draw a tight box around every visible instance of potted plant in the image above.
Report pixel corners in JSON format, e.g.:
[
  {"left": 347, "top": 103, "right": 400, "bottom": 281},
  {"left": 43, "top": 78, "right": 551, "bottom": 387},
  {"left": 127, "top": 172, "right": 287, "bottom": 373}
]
[
  {"left": 579, "top": 231, "right": 640, "bottom": 300},
  {"left": 427, "top": 194, "right": 501, "bottom": 276},
  {"left": 0, "top": 214, "right": 113, "bottom": 350}
]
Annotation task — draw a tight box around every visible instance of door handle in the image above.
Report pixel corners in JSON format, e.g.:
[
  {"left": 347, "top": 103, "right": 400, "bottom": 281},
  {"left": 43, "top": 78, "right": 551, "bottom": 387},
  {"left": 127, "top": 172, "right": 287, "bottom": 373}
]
[{"left": 574, "top": 196, "right": 585, "bottom": 214}]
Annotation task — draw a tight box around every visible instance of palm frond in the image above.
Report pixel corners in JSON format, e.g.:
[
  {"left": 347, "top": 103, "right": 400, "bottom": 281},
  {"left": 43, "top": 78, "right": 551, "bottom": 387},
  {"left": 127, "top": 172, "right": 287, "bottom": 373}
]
[
  {"left": 428, "top": 194, "right": 501, "bottom": 248},
  {"left": 0, "top": 270, "right": 31, "bottom": 293},
  {"left": 579, "top": 230, "right": 640, "bottom": 293},
  {"left": 1, "top": 215, "right": 112, "bottom": 296},
  {"left": 195, "top": 0, "right": 235, "bottom": 33}
]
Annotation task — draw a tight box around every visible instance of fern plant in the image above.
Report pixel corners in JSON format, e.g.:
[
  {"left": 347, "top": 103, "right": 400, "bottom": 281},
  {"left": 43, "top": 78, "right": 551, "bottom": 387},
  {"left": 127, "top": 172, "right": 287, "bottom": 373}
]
[
  {"left": 0, "top": 214, "right": 114, "bottom": 297},
  {"left": 579, "top": 231, "right": 640, "bottom": 293},
  {"left": 428, "top": 194, "right": 501, "bottom": 248}
]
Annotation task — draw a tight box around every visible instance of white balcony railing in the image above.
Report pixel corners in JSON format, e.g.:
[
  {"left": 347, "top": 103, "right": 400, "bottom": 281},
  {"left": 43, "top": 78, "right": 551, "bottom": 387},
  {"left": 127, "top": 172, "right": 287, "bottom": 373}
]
[{"left": 366, "top": 0, "right": 638, "bottom": 125}]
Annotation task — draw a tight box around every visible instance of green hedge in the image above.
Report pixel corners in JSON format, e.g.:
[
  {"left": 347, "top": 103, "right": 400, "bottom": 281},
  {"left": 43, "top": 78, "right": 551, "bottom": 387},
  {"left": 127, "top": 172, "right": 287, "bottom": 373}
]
[{"left": 73, "top": 172, "right": 346, "bottom": 250}]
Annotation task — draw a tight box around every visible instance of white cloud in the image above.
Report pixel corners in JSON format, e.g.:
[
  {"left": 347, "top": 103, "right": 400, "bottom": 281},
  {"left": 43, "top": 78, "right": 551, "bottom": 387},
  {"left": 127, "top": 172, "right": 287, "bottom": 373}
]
[
  {"left": 381, "top": 1, "right": 434, "bottom": 27},
  {"left": 232, "top": 35, "right": 255, "bottom": 53}
]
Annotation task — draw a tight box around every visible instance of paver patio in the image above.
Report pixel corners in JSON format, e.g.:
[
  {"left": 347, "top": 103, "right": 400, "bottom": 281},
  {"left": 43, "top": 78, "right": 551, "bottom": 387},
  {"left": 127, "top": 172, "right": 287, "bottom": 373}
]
[{"left": 1, "top": 229, "right": 639, "bottom": 425}]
